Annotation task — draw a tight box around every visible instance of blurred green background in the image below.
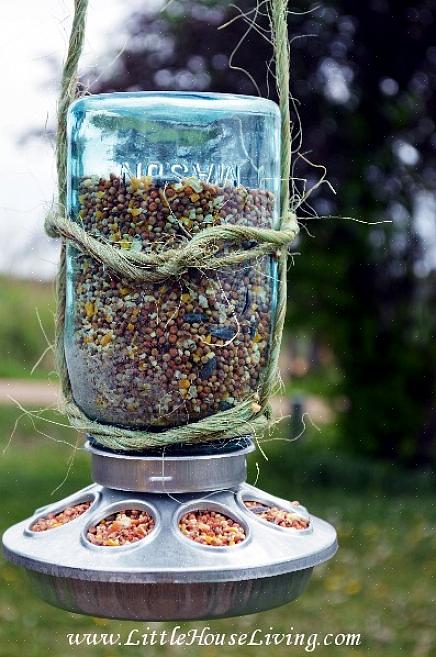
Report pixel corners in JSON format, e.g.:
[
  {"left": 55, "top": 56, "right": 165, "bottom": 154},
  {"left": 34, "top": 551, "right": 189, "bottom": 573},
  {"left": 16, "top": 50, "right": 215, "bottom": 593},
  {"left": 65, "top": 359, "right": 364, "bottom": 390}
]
[{"left": 1, "top": 1, "right": 435, "bottom": 656}]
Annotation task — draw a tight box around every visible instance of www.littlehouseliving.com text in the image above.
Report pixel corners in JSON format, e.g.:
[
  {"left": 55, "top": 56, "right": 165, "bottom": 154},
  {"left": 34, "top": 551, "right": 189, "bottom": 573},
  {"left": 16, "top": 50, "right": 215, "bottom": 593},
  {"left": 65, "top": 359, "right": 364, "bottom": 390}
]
[{"left": 66, "top": 626, "right": 362, "bottom": 652}]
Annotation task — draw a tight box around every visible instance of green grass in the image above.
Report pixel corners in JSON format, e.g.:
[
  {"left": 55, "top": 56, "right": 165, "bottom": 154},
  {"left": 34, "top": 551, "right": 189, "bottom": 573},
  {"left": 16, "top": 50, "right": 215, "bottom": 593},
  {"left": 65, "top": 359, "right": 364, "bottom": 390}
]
[
  {"left": 285, "top": 367, "right": 343, "bottom": 400},
  {"left": 0, "top": 277, "right": 55, "bottom": 379},
  {"left": 0, "top": 406, "right": 435, "bottom": 657}
]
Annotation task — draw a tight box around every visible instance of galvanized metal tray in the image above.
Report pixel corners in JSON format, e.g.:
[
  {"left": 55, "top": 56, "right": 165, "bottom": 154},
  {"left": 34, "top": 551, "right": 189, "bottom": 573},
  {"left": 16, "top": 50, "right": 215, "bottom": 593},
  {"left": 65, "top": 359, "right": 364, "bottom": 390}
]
[{"left": 2, "top": 482, "right": 337, "bottom": 620}]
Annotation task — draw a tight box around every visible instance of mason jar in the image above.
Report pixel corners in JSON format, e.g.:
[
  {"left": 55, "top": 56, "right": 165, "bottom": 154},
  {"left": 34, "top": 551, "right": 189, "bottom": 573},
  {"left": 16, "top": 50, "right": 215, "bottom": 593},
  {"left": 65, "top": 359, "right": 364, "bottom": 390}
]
[{"left": 65, "top": 92, "right": 280, "bottom": 429}]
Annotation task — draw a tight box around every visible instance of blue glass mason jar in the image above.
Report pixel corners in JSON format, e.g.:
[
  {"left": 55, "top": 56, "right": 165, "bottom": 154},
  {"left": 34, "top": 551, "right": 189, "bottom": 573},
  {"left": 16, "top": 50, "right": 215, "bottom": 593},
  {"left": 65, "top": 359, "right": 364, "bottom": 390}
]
[{"left": 66, "top": 92, "right": 280, "bottom": 429}]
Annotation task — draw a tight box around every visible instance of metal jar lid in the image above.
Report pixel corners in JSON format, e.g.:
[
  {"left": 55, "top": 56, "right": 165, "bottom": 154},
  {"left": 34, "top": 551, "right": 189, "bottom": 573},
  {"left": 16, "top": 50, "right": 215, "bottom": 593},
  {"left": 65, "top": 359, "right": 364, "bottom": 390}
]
[{"left": 86, "top": 437, "right": 255, "bottom": 493}]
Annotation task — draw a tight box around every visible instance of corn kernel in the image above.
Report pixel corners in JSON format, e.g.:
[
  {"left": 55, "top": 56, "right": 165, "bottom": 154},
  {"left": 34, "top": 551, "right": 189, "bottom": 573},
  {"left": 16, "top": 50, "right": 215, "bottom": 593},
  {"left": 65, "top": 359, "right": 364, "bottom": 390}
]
[
  {"left": 100, "top": 333, "right": 113, "bottom": 346},
  {"left": 84, "top": 301, "right": 94, "bottom": 318}
]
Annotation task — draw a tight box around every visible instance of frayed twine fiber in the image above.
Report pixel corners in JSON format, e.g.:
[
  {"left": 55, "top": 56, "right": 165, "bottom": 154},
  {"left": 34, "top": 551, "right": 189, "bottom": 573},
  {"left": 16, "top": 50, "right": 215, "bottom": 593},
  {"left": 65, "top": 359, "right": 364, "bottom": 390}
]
[{"left": 47, "top": 0, "right": 298, "bottom": 451}]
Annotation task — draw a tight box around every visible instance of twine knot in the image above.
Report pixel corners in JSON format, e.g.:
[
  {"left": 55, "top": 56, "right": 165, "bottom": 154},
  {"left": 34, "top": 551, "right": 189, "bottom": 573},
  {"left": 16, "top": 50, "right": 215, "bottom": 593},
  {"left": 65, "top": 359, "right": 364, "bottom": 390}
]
[{"left": 45, "top": 206, "right": 299, "bottom": 284}]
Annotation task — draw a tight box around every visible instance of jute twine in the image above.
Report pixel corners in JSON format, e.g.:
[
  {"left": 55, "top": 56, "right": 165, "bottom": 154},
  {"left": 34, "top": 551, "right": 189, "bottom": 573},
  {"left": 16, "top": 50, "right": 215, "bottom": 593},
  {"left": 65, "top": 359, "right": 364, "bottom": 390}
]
[{"left": 46, "top": 0, "right": 299, "bottom": 450}]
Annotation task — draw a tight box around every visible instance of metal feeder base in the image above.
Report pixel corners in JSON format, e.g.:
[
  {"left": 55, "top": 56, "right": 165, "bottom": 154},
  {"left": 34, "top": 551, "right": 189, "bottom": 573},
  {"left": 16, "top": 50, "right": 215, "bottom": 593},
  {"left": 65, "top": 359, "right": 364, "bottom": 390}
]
[
  {"left": 2, "top": 440, "right": 337, "bottom": 620},
  {"left": 27, "top": 567, "right": 313, "bottom": 621}
]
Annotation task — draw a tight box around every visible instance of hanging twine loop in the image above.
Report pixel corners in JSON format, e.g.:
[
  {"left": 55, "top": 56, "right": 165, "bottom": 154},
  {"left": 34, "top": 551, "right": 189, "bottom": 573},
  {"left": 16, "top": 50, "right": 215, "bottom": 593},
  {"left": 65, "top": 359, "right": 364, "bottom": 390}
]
[{"left": 48, "top": 0, "right": 298, "bottom": 450}]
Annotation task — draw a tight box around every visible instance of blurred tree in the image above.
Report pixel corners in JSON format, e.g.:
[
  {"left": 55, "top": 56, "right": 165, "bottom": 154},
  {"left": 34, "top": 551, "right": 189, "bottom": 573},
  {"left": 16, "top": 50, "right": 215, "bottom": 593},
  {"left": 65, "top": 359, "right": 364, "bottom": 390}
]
[{"left": 89, "top": 0, "right": 436, "bottom": 466}]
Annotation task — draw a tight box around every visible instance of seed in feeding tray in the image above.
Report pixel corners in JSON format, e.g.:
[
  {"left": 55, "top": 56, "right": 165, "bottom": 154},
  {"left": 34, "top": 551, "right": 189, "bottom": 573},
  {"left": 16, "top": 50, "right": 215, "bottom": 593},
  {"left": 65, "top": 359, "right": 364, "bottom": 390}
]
[
  {"left": 87, "top": 509, "right": 155, "bottom": 547},
  {"left": 244, "top": 500, "right": 270, "bottom": 515},
  {"left": 244, "top": 500, "right": 310, "bottom": 530},
  {"left": 179, "top": 510, "right": 246, "bottom": 547},
  {"left": 31, "top": 501, "right": 91, "bottom": 532}
]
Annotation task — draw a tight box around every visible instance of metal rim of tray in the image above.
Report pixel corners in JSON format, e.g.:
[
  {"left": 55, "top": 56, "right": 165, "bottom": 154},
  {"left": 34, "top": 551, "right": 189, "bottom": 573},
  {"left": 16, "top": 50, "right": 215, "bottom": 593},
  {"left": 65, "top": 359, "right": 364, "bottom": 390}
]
[{"left": 2, "top": 483, "right": 337, "bottom": 584}]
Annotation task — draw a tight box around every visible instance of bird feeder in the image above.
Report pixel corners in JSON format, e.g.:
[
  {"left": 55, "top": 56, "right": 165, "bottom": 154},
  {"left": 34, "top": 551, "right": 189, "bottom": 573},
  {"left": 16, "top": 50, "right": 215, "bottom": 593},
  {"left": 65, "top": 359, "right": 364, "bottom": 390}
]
[{"left": 2, "top": 92, "right": 336, "bottom": 620}]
